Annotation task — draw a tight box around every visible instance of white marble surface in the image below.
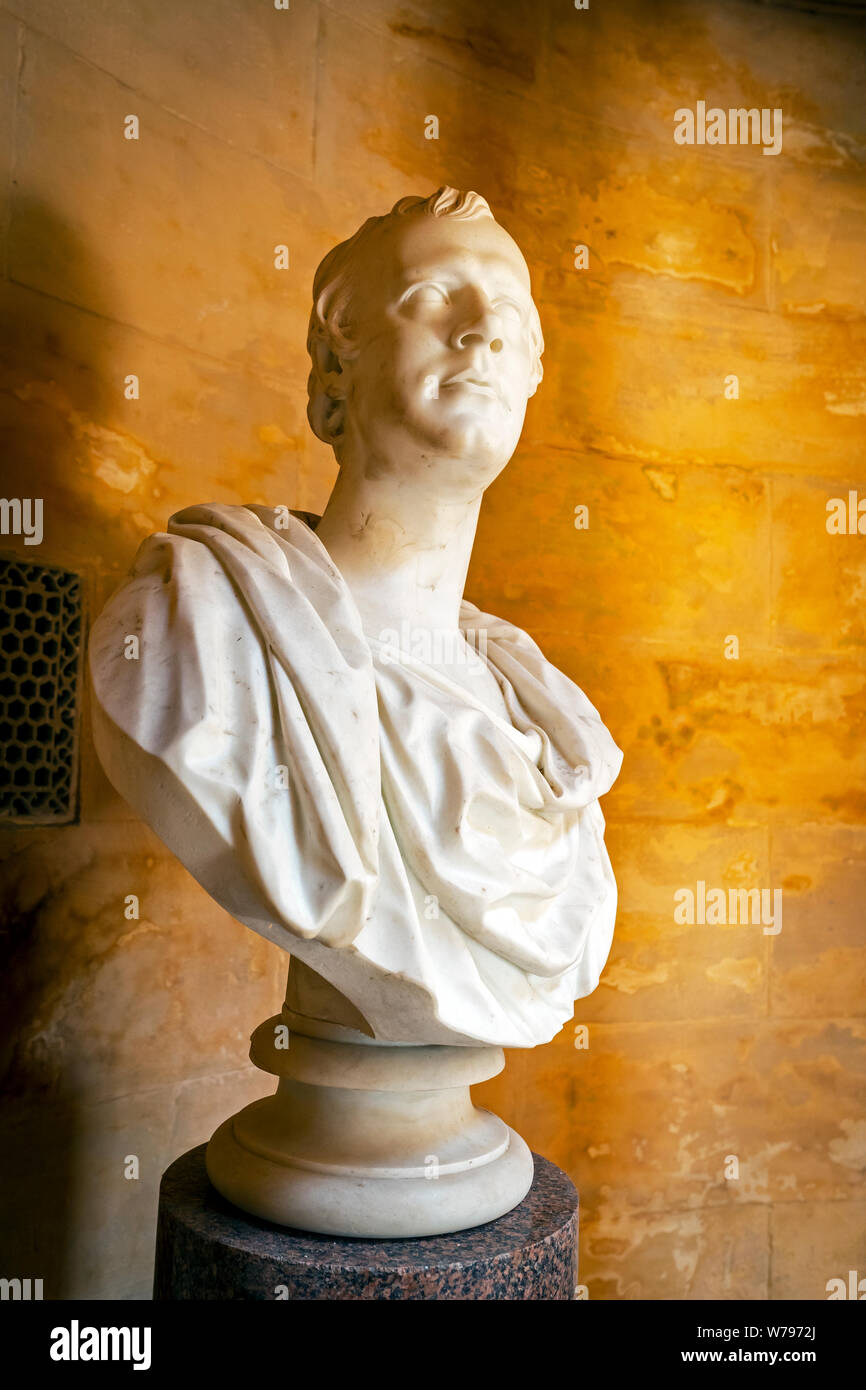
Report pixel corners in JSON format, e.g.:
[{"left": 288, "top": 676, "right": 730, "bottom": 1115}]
[{"left": 89, "top": 186, "right": 622, "bottom": 1051}]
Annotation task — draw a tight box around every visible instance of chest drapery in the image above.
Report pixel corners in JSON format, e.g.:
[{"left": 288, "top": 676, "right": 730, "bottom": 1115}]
[{"left": 88, "top": 502, "right": 622, "bottom": 1047}]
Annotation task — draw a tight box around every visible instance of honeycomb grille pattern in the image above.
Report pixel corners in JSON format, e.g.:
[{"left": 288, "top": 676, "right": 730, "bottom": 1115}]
[{"left": 0, "top": 554, "right": 83, "bottom": 823}]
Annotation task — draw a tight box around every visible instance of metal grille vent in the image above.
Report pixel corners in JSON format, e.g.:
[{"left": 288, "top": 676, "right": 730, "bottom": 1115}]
[{"left": 0, "top": 554, "right": 83, "bottom": 824}]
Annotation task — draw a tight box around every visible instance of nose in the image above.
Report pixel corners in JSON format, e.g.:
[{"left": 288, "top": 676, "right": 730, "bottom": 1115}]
[{"left": 450, "top": 298, "right": 504, "bottom": 354}]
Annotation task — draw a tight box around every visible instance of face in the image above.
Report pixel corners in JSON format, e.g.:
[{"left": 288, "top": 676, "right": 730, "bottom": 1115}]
[{"left": 338, "top": 212, "right": 541, "bottom": 494}]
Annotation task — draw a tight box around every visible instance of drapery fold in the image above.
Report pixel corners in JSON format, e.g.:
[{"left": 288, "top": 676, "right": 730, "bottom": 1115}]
[{"left": 89, "top": 502, "right": 622, "bottom": 1047}]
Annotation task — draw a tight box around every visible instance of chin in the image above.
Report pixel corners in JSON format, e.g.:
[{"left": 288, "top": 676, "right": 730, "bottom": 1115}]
[
  {"left": 425, "top": 408, "right": 517, "bottom": 461},
  {"left": 439, "top": 429, "right": 511, "bottom": 471}
]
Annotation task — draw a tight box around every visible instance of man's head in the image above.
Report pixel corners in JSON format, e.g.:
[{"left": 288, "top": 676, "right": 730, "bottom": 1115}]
[{"left": 306, "top": 187, "right": 543, "bottom": 491}]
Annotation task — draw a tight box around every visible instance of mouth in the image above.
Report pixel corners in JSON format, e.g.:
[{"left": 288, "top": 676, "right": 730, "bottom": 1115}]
[{"left": 440, "top": 375, "right": 500, "bottom": 399}]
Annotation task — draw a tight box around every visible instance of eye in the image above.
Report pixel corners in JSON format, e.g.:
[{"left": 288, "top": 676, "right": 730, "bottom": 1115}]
[
  {"left": 493, "top": 299, "right": 524, "bottom": 324},
  {"left": 401, "top": 282, "right": 450, "bottom": 307}
]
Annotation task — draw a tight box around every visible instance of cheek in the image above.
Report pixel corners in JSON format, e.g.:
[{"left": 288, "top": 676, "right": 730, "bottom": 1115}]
[
  {"left": 388, "top": 320, "right": 443, "bottom": 361},
  {"left": 353, "top": 357, "right": 425, "bottom": 426},
  {"left": 492, "top": 355, "right": 532, "bottom": 411},
  {"left": 507, "top": 333, "right": 535, "bottom": 376}
]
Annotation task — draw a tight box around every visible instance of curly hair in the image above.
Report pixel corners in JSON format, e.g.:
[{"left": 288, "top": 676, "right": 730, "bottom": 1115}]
[{"left": 306, "top": 186, "right": 544, "bottom": 452}]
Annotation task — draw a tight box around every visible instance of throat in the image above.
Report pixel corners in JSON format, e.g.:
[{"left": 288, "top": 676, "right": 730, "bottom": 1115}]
[{"left": 313, "top": 470, "right": 483, "bottom": 637}]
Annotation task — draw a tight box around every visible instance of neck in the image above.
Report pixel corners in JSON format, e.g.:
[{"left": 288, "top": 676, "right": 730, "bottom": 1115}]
[{"left": 314, "top": 465, "right": 482, "bottom": 635}]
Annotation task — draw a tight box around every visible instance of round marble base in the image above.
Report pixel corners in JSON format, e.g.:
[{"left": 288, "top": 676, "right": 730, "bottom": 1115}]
[
  {"left": 154, "top": 1143, "right": 579, "bottom": 1300},
  {"left": 205, "top": 1017, "right": 534, "bottom": 1238}
]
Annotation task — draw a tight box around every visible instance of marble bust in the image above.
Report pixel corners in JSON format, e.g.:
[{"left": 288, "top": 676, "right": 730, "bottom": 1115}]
[{"left": 89, "top": 186, "right": 622, "bottom": 1236}]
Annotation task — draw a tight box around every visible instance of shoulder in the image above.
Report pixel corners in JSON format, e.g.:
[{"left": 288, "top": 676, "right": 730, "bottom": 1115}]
[{"left": 459, "top": 598, "right": 545, "bottom": 660}]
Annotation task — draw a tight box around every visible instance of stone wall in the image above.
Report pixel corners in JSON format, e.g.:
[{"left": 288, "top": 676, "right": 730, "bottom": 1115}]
[{"left": 0, "top": 0, "right": 863, "bottom": 1299}]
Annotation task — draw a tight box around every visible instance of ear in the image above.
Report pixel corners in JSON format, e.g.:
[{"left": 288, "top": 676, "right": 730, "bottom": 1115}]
[{"left": 312, "top": 337, "right": 346, "bottom": 393}]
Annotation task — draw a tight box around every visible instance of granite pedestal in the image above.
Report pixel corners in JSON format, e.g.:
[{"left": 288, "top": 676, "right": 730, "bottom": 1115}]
[{"left": 154, "top": 1143, "right": 579, "bottom": 1300}]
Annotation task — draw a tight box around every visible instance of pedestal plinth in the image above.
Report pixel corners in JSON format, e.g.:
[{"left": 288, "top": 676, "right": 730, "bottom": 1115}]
[
  {"left": 154, "top": 1144, "right": 579, "bottom": 1300},
  {"left": 204, "top": 960, "right": 534, "bottom": 1238}
]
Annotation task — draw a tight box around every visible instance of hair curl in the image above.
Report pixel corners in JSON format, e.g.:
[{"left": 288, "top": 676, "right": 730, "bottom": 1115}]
[{"left": 306, "top": 186, "right": 544, "bottom": 451}]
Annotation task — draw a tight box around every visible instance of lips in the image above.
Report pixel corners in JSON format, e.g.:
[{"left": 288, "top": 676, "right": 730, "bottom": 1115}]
[{"left": 440, "top": 372, "right": 500, "bottom": 398}]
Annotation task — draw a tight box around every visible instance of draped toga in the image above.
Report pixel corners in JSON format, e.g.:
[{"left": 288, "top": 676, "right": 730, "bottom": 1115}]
[{"left": 88, "top": 503, "right": 622, "bottom": 1048}]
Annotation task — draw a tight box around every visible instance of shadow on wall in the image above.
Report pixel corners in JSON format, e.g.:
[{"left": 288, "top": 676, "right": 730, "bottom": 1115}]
[
  {"left": 0, "top": 195, "right": 121, "bottom": 1298},
  {"left": 380, "top": 3, "right": 551, "bottom": 252},
  {"left": 0, "top": 195, "right": 154, "bottom": 562}
]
